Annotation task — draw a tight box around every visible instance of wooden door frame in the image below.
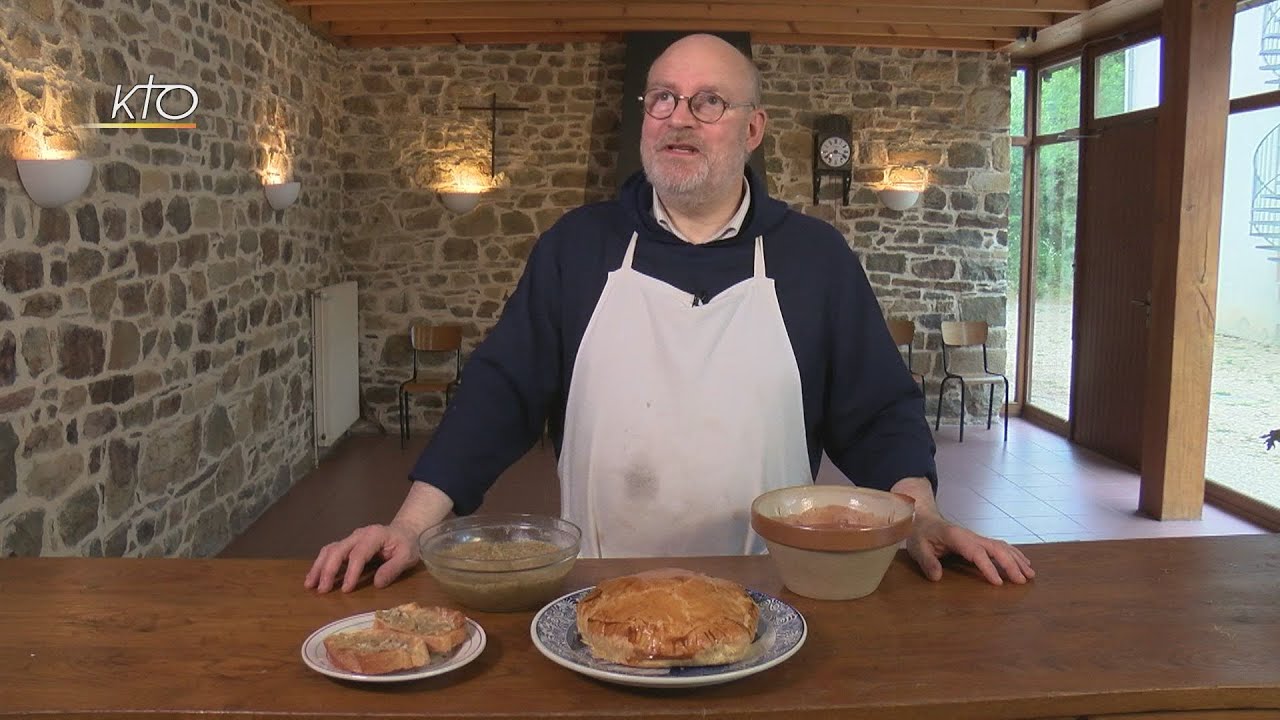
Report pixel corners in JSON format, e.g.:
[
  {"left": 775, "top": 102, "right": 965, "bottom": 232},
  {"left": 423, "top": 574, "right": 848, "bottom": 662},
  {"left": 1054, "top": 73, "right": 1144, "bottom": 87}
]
[
  {"left": 1020, "top": 55, "right": 1085, "bottom": 432},
  {"left": 1014, "top": 19, "right": 1161, "bottom": 437},
  {"left": 1068, "top": 28, "right": 1162, "bottom": 445},
  {"left": 1010, "top": 63, "right": 1033, "bottom": 417},
  {"left": 1011, "top": 3, "right": 1280, "bottom": 530}
]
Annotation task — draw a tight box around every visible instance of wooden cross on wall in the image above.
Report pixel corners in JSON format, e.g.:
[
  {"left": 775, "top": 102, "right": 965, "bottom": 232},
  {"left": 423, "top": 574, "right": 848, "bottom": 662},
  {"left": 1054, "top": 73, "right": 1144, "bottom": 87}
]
[{"left": 458, "top": 93, "right": 529, "bottom": 178}]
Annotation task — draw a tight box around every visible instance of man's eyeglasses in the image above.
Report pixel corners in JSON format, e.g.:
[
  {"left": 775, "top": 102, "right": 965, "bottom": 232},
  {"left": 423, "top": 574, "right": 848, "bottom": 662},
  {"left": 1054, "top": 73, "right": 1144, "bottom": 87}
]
[{"left": 638, "top": 89, "right": 756, "bottom": 124}]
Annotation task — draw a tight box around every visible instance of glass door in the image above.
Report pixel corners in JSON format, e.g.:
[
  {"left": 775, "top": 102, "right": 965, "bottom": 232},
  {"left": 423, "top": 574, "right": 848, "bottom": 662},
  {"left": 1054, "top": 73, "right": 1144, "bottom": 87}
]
[{"left": 1027, "top": 59, "right": 1082, "bottom": 422}]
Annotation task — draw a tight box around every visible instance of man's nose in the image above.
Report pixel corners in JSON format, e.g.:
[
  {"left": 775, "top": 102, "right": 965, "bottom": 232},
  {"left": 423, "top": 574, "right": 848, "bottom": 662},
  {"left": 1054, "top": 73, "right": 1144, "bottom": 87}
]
[{"left": 667, "top": 97, "right": 698, "bottom": 126}]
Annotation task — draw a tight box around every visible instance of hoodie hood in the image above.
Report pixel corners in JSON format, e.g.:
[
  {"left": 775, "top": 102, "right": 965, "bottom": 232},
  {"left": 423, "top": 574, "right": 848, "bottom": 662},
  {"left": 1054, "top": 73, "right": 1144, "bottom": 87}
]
[{"left": 619, "top": 164, "right": 791, "bottom": 245}]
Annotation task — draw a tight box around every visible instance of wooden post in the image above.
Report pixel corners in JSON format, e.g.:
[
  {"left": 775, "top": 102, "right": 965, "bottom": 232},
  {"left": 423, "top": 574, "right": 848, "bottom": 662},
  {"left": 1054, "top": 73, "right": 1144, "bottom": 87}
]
[{"left": 1140, "top": 0, "right": 1234, "bottom": 520}]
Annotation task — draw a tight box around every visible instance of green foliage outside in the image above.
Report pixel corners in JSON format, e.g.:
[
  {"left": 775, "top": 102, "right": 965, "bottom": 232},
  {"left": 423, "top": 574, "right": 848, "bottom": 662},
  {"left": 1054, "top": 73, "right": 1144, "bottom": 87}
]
[
  {"left": 1010, "top": 69, "right": 1026, "bottom": 137},
  {"left": 1019, "top": 58, "right": 1134, "bottom": 303},
  {"left": 1008, "top": 147, "right": 1024, "bottom": 296},
  {"left": 1094, "top": 51, "right": 1129, "bottom": 118}
]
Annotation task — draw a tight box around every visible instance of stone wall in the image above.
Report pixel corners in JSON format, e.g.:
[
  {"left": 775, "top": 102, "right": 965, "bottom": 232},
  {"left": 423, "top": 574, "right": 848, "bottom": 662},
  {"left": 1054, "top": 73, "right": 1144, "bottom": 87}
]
[
  {"left": 340, "top": 41, "right": 1010, "bottom": 431},
  {"left": 0, "top": 14, "right": 1012, "bottom": 558},
  {"left": 337, "top": 43, "right": 624, "bottom": 432},
  {"left": 755, "top": 45, "right": 1012, "bottom": 421},
  {"left": 0, "top": 0, "right": 342, "bottom": 557}
]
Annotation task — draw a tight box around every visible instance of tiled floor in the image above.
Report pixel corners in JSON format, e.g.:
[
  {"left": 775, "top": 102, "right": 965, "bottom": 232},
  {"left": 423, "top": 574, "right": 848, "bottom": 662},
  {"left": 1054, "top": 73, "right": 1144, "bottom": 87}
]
[
  {"left": 224, "top": 418, "right": 1272, "bottom": 558},
  {"left": 900, "top": 420, "right": 1270, "bottom": 543}
]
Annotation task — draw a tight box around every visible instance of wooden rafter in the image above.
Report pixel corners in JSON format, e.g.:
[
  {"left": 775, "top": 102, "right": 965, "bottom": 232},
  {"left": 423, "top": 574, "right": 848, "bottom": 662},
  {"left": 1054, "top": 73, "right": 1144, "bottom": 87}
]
[{"left": 275, "top": 0, "right": 1098, "bottom": 50}]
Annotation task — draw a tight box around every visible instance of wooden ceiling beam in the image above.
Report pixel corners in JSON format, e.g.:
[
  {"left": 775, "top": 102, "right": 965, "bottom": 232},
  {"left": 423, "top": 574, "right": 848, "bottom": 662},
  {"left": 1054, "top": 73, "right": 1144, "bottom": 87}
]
[
  {"left": 313, "top": 2, "right": 1057, "bottom": 27},
  {"left": 339, "top": 30, "right": 997, "bottom": 52},
  {"left": 343, "top": 31, "right": 620, "bottom": 46},
  {"left": 273, "top": 0, "right": 346, "bottom": 45},
  {"left": 330, "top": 17, "right": 1026, "bottom": 41},
  {"left": 753, "top": 33, "right": 998, "bottom": 51},
  {"left": 1008, "top": 0, "right": 1160, "bottom": 58},
  {"left": 290, "top": 0, "right": 1087, "bottom": 10},
  {"left": 323, "top": 3, "right": 1055, "bottom": 26},
  {"left": 333, "top": 19, "right": 786, "bottom": 35}
]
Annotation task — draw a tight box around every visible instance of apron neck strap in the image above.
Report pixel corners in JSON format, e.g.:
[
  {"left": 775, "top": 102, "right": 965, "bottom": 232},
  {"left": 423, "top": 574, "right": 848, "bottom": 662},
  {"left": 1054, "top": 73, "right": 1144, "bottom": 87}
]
[
  {"left": 624, "top": 232, "right": 765, "bottom": 276},
  {"left": 621, "top": 231, "right": 639, "bottom": 270}
]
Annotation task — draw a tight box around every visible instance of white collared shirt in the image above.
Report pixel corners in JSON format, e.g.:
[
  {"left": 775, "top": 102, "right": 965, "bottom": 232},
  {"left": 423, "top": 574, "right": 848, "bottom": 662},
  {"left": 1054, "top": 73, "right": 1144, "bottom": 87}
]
[{"left": 652, "top": 177, "right": 751, "bottom": 244}]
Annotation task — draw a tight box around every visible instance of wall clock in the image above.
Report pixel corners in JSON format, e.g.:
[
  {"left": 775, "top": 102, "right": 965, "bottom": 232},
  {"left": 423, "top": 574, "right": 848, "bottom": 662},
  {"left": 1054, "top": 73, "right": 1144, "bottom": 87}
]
[{"left": 812, "top": 114, "right": 852, "bottom": 205}]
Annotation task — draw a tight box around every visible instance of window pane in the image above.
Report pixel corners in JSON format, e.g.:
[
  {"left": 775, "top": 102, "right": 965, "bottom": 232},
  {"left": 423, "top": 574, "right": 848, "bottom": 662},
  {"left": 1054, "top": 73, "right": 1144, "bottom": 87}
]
[
  {"left": 1006, "top": 146, "right": 1025, "bottom": 401},
  {"left": 1038, "top": 59, "right": 1081, "bottom": 135},
  {"left": 1028, "top": 141, "right": 1079, "bottom": 419},
  {"left": 1011, "top": 68, "right": 1027, "bottom": 137},
  {"left": 1094, "top": 38, "right": 1161, "bottom": 118},
  {"left": 1206, "top": 106, "right": 1280, "bottom": 511},
  {"left": 1230, "top": 0, "right": 1280, "bottom": 101}
]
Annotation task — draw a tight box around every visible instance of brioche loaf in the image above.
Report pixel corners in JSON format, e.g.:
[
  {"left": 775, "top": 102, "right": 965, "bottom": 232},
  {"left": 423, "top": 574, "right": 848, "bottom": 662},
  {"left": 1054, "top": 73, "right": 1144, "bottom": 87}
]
[
  {"left": 373, "top": 603, "right": 469, "bottom": 655},
  {"left": 575, "top": 568, "right": 759, "bottom": 668},
  {"left": 322, "top": 628, "right": 429, "bottom": 675}
]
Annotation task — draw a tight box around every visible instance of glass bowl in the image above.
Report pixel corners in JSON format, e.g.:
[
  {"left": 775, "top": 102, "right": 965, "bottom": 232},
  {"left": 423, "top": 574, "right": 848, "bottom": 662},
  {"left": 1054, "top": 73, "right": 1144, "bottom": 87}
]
[{"left": 418, "top": 513, "right": 581, "bottom": 612}]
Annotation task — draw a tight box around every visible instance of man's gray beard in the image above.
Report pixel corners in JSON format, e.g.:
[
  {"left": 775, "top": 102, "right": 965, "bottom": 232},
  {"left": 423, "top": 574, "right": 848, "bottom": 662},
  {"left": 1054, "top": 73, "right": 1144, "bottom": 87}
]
[
  {"left": 642, "top": 151, "right": 710, "bottom": 202},
  {"left": 642, "top": 148, "right": 748, "bottom": 213}
]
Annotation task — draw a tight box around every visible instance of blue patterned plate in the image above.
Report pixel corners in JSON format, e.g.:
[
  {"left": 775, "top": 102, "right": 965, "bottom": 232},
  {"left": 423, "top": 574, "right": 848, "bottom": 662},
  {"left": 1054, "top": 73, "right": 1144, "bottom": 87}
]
[{"left": 530, "top": 587, "right": 806, "bottom": 688}]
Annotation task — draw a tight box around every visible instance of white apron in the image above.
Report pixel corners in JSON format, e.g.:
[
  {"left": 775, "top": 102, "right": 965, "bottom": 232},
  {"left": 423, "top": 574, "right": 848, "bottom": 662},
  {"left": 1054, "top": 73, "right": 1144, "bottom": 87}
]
[{"left": 558, "top": 232, "right": 811, "bottom": 557}]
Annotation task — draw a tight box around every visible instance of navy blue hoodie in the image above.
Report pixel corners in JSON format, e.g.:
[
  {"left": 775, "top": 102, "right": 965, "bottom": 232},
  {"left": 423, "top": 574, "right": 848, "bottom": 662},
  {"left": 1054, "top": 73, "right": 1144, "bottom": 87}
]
[{"left": 411, "top": 167, "right": 937, "bottom": 515}]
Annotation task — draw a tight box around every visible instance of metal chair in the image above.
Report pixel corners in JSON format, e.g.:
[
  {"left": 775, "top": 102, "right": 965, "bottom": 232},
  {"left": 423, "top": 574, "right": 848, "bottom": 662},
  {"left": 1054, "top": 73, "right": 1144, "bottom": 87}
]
[
  {"left": 886, "top": 318, "right": 925, "bottom": 397},
  {"left": 934, "top": 321, "right": 1008, "bottom": 442},
  {"left": 399, "top": 324, "right": 463, "bottom": 449}
]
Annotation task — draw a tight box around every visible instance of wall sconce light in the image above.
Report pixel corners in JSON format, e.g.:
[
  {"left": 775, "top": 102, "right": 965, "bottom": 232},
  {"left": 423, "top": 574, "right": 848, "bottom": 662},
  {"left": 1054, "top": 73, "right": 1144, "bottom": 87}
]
[
  {"left": 438, "top": 190, "right": 481, "bottom": 214},
  {"left": 16, "top": 157, "right": 94, "bottom": 208},
  {"left": 875, "top": 164, "right": 929, "bottom": 211},
  {"left": 877, "top": 187, "right": 920, "bottom": 211},
  {"left": 436, "top": 164, "right": 489, "bottom": 214},
  {"left": 263, "top": 180, "right": 301, "bottom": 210}
]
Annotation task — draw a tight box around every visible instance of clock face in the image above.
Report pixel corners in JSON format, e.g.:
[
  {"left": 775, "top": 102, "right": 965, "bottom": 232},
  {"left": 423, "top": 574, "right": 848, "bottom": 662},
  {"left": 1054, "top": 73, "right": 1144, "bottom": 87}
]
[{"left": 819, "top": 136, "right": 851, "bottom": 168}]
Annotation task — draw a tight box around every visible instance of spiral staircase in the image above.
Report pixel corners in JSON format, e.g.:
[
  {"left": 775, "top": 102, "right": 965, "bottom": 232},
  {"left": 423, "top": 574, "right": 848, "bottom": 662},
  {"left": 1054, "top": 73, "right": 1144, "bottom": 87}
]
[{"left": 1250, "top": 3, "right": 1280, "bottom": 262}]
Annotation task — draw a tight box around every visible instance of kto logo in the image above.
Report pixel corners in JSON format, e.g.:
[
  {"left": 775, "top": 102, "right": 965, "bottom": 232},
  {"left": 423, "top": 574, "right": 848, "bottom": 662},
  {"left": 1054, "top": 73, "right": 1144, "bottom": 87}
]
[{"left": 80, "top": 75, "right": 199, "bottom": 129}]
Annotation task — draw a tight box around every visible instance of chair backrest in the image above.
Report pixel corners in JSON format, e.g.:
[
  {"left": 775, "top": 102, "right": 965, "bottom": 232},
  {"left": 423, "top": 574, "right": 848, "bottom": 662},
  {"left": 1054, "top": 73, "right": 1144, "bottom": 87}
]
[
  {"left": 939, "top": 320, "right": 993, "bottom": 375},
  {"left": 410, "top": 324, "right": 462, "bottom": 352},
  {"left": 408, "top": 324, "right": 463, "bottom": 381},
  {"left": 940, "top": 321, "right": 989, "bottom": 347},
  {"left": 886, "top": 318, "right": 915, "bottom": 348}
]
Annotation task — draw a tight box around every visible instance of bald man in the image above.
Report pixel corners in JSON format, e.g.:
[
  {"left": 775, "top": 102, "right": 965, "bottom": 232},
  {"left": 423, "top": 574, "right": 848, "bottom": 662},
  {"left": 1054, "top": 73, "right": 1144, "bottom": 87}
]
[{"left": 307, "top": 34, "right": 1033, "bottom": 593}]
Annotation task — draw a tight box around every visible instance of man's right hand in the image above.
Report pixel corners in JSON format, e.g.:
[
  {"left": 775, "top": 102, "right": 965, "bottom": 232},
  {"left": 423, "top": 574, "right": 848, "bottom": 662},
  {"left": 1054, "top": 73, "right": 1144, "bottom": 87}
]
[{"left": 304, "top": 523, "right": 421, "bottom": 593}]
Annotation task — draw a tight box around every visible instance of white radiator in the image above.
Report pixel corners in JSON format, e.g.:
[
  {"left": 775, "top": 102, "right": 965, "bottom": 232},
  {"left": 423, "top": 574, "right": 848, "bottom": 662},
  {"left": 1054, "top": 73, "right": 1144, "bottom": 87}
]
[{"left": 312, "top": 280, "right": 359, "bottom": 446}]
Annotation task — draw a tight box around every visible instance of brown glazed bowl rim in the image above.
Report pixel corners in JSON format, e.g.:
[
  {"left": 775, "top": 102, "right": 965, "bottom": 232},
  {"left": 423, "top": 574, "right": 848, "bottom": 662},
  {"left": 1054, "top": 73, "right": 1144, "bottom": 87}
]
[{"left": 750, "top": 488, "right": 916, "bottom": 551}]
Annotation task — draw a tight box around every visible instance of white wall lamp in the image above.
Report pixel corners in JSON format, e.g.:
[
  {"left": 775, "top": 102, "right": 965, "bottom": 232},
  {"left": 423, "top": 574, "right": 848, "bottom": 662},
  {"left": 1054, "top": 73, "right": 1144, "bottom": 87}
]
[
  {"left": 263, "top": 180, "right": 301, "bottom": 210},
  {"left": 438, "top": 190, "right": 481, "bottom": 214},
  {"left": 876, "top": 164, "right": 929, "bottom": 212},
  {"left": 433, "top": 161, "right": 491, "bottom": 215},
  {"left": 877, "top": 187, "right": 921, "bottom": 211},
  {"left": 16, "top": 157, "right": 93, "bottom": 209}
]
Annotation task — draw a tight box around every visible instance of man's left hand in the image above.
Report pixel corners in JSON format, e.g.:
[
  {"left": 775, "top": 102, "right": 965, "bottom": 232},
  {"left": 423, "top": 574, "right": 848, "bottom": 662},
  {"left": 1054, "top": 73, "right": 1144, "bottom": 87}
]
[{"left": 906, "top": 513, "right": 1035, "bottom": 586}]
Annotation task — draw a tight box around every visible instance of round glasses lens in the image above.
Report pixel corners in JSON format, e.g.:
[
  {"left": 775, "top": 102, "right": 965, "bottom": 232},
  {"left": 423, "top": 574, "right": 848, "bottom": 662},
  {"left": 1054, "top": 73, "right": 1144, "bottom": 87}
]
[
  {"left": 690, "top": 93, "right": 726, "bottom": 122},
  {"left": 645, "top": 91, "right": 675, "bottom": 118}
]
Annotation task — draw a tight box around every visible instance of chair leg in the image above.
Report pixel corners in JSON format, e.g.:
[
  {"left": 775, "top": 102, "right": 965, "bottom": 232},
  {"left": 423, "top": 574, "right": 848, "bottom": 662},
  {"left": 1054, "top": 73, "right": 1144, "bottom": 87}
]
[
  {"left": 987, "top": 384, "right": 995, "bottom": 430},
  {"left": 958, "top": 380, "right": 967, "bottom": 442},
  {"left": 934, "top": 378, "right": 947, "bottom": 431},
  {"left": 1003, "top": 379, "right": 1010, "bottom": 443},
  {"left": 399, "top": 391, "right": 407, "bottom": 450}
]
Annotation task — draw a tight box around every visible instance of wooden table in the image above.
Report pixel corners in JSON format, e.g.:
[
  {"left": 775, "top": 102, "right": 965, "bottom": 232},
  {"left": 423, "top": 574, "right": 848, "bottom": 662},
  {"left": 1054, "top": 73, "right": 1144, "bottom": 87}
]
[{"left": 2, "top": 535, "right": 1278, "bottom": 719}]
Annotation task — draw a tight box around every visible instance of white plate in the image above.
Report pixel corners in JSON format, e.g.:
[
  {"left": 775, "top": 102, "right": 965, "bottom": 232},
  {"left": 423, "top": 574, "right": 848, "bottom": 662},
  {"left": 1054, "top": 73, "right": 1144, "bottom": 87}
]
[
  {"left": 301, "top": 611, "right": 486, "bottom": 683},
  {"left": 530, "top": 587, "right": 806, "bottom": 688}
]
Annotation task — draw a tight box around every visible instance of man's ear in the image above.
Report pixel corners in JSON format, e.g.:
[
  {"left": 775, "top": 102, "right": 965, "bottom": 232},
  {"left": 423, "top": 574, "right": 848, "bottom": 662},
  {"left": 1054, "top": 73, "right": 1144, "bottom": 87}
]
[{"left": 745, "top": 109, "right": 768, "bottom": 152}]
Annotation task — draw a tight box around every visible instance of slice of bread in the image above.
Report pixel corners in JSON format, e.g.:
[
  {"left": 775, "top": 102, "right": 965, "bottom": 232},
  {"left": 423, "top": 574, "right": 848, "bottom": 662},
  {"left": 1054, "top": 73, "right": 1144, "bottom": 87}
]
[
  {"left": 373, "top": 603, "right": 469, "bottom": 655},
  {"left": 322, "top": 628, "right": 429, "bottom": 675}
]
